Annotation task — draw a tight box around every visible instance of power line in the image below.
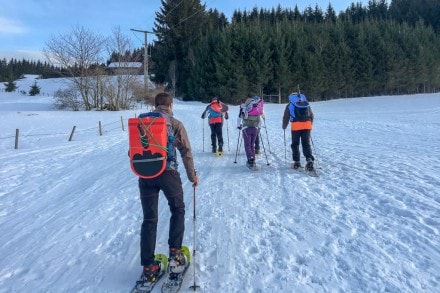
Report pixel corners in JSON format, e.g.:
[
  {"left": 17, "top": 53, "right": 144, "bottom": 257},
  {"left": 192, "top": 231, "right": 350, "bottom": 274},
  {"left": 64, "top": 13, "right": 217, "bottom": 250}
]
[{"left": 130, "top": 29, "right": 158, "bottom": 92}]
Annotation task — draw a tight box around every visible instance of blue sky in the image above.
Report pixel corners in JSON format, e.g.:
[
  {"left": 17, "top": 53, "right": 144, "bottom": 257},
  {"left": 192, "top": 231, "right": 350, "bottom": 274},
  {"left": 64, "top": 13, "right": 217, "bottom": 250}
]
[{"left": 0, "top": 0, "right": 368, "bottom": 61}]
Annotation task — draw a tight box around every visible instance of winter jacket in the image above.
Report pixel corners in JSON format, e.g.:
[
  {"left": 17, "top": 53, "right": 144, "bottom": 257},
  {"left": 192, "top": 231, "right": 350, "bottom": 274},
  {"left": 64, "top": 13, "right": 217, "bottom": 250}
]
[
  {"left": 282, "top": 104, "right": 314, "bottom": 131},
  {"left": 154, "top": 105, "right": 197, "bottom": 183},
  {"left": 237, "top": 104, "right": 262, "bottom": 129},
  {"left": 201, "top": 101, "right": 228, "bottom": 124}
]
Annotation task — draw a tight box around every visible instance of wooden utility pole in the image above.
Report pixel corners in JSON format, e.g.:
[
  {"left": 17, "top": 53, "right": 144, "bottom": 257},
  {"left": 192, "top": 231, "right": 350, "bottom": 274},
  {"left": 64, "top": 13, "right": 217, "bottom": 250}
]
[{"left": 130, "top": 29, "right": 156, "bottom": 93}]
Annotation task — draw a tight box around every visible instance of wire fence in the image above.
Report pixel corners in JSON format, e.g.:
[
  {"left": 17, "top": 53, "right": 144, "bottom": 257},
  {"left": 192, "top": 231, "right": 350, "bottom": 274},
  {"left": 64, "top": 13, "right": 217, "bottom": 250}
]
[{"left": 0, "top": 115, "right": 134, "bottom": 149}]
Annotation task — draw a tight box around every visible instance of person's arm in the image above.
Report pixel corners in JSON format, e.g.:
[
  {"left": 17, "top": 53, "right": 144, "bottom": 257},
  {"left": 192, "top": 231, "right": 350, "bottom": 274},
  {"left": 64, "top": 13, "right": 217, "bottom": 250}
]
[
  {"left": 282, "top": 105, "right": 290, "bottom": 130},
  {"left": 201, "top": 105, "right": 209, "bottom": 119},
  {"left": 173, "top": 120, "right": 198, "bottom": 184},
  {"left": 237, "top": 107, "right": 243, "bottom": 129}
]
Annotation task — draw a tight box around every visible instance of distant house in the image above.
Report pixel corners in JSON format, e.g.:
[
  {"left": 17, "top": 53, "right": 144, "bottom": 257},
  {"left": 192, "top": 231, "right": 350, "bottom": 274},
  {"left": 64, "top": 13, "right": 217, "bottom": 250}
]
[{"left": 107, "top": 62, "right": 143, "bottom": 75}]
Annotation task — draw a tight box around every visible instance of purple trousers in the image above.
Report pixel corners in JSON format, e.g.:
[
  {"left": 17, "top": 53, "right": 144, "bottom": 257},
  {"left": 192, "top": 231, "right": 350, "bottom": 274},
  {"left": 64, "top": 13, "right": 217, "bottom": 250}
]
[{"left": 242, "top": 127, "right": 258, "bottom": 160}]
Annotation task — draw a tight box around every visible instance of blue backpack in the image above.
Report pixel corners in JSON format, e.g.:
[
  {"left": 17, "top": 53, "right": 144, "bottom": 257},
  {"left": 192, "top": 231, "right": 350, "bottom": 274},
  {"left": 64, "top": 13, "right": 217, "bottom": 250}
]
[{"left": 288, "top": 93, "right": 311, "bottom": 122}]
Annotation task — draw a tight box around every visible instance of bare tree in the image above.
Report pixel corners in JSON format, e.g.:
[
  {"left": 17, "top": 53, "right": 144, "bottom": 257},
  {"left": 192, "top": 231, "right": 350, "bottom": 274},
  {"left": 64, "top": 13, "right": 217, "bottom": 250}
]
[
  {"left": 44, "top": 26, "right": 106, "bottom": 110},
  {"left": 104, "top": 27, "right": 141, "bottom": 110},
  {"left": 53, "top": 88, "right": 82, "bottom": 111}
]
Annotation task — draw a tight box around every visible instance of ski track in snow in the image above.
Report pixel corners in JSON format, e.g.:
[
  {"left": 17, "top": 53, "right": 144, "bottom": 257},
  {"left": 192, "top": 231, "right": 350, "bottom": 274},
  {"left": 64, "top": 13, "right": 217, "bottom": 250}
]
[{"left": 0, "top": 78, "right": 439, "bottom": 292}]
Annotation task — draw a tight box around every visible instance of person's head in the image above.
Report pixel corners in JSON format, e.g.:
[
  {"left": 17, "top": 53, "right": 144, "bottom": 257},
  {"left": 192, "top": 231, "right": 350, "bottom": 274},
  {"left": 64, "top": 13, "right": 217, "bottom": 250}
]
[
  {"left": 155, "top": 92, "right": 173, "bottom": 108},
  {"left": 211, "top": 97, "right": 219, "bottom": 103}
]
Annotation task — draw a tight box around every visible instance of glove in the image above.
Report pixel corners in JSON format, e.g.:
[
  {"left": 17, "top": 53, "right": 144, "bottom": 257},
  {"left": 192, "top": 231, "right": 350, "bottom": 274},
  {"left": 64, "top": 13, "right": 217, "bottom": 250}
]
[
  {"left": 237, "top": 125, "right": 242, "bottom": 130},
  {"left": 201, "top": 113, "right": 205, "bottom": 119},
  {"left": 192, "top": 176, "right": 200, "bottom": 187},
  {"left": 224, "top": 112, "right": 229, "bottom": 120}
]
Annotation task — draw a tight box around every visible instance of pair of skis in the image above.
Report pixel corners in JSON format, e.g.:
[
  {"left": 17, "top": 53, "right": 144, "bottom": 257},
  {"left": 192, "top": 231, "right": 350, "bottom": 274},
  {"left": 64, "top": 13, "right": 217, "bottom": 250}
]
[{"left": 131, "top": 246, "right": 191, "bottom": 293}]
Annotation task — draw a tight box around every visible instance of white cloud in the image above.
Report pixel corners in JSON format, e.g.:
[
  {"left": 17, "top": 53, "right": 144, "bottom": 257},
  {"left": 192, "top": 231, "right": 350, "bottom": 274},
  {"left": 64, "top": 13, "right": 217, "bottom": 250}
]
[{"left": 0, "top": 17, "right": 27, "bottom": 34}]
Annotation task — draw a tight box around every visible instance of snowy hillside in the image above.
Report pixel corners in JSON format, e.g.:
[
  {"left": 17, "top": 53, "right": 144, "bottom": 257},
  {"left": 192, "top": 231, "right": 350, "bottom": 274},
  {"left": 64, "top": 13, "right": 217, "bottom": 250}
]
[{"left": 0, "top": 75, "right": 439, "bottom": 292}]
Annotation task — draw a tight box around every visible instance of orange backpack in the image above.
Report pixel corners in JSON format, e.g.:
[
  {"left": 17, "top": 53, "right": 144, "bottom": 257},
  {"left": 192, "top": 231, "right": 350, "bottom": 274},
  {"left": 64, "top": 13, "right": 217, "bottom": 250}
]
[{"left": 128, "top": 112, "right": 174, "bottom": 179}]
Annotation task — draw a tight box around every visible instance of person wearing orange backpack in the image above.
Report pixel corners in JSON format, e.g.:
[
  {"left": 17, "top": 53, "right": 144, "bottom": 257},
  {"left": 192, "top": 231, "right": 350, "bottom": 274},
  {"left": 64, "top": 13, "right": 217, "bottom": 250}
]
[
  {"left": 134, "top": 92, "right": 199, "bottom": 287},
  {"left": 282, "top": 92, "right": 315, "bottom": 172},
  {"left": 201, "top": 97, "right": 229, "bottom": 154}
]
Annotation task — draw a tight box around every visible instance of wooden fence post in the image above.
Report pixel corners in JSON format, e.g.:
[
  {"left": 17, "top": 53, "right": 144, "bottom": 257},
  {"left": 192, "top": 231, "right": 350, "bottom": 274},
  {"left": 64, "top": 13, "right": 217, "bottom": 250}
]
[
  {"left": 15, "top": 129, "right": 19, "bottom": 149},
  {"left": 99, "top": 121, "right": 102, "bottom": 136},
  {"left": 69, "top": 126, "right": 76, "bottom": 141}
]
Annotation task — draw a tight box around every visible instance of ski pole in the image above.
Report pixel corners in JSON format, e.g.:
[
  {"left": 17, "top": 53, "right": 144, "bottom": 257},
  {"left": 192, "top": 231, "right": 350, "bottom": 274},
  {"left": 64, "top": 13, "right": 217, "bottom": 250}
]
[
  {"left": 263, "top": 117, "right": 271, "bottom": 153},
  {"left": 234, "top": 129, "right": 242, "bottom": 163},
  {"left": 283, "top": 129, "right": 287, "bottom": 163},
  {"left": 190, "top": 170, "right": 200, "bottom": 291},
  {"left": 259, "top": 128, "right": 270, "bottom": 166},
  {"left": 202, "top": 119, "right": 205, "bottom": 152},
  {"left": 310, "top": 134, "right": 320, "bottom": 169},
  {"left": 226, "top": 118, "right": 230, "bottom": 151},
  {"left": 238, "top": 131, "right": 243, "bottom": 158}
]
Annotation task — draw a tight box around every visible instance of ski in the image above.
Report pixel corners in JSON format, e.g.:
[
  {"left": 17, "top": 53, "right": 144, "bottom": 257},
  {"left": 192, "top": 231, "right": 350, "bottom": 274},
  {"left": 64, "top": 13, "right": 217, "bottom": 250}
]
[
  {"left": 215, "top": 151, "right": 224, "bottom": 157},
  {"left": 161, "top": 246, "right": 191, "bottom": 293},
  {"left": 131, "top": 254, "right": 168, "bottom": 293}
]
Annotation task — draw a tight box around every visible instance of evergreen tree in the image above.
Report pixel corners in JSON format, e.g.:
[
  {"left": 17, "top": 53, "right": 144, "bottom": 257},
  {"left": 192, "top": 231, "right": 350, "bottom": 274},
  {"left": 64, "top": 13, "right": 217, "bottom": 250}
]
[
  {"left": 29, "top": 81, "right": 41, "bottom": 96},
  {"left": 153, "top": 0, "right": 208, "bottom": 99},
  {"left": 4, "top": 80, "right": 17, "bottom": 92}
]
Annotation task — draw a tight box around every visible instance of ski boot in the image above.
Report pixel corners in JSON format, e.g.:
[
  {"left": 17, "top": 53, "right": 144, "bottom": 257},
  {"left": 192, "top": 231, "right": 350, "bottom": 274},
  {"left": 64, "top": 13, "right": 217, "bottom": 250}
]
[
  {"left": 141, "top": 261, "right": 162, "bottom": 283},
  {"left": 291, "top": 161, "right": 302, "bottom": 170},
  {"left": 305, "top": 158, "right": 314, "bottom": 171},
  {"left": 246, "top": 158, "right": 257, "bottom": 170},
  {"left": 168, "top": 248, "right": 187, "bottom": 274}
]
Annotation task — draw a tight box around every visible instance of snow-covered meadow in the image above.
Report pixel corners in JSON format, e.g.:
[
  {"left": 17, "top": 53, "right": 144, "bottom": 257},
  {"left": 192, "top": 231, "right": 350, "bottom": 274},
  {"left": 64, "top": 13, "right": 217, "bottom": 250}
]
[{"left": 1, "top": 76, "right": 439, "bottom": 292}]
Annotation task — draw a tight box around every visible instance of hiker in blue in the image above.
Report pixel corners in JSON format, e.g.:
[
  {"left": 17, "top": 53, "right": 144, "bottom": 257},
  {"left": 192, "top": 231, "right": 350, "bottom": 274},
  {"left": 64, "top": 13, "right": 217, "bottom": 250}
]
[
  {"left": 282, "top": 92, "right": 315, "bottom": 171},
  {"left": 201, "top": 97, "right": 229, "bottom": 153}
]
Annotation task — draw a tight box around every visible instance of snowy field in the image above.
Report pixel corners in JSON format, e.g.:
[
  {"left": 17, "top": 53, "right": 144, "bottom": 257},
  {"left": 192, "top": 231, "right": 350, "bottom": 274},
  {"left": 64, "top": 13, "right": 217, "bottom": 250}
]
[{"left": 0, "top": 76, "right": 439, "bottom": 292}]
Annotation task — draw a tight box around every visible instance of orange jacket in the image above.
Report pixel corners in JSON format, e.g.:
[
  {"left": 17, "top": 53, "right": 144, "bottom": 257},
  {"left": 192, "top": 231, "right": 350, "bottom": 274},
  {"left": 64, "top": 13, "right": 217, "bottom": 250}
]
[
  {"left": 202, "top": 102, "right": 224, "bottom": 124},
  {"left": 290, "top": 120, "right": 313, "bottom": 131}
]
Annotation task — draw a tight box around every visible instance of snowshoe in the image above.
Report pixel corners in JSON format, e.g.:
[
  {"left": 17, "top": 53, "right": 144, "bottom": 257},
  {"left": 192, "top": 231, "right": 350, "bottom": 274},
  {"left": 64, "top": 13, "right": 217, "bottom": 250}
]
[
  {"left": 305, "top": 158, "right": 318, "bottom": 177},
  {"left": 246, "top": 159, "right": 258, "bottom": 171},
  {"left": 291, "top": 161, "right": 302, "bottom": 170},
  {"left": 161, "top": 246, "right": 191, "bottom": 293},
  {"left": 131, "top": 254, "right": 168, "bottom": 293}
]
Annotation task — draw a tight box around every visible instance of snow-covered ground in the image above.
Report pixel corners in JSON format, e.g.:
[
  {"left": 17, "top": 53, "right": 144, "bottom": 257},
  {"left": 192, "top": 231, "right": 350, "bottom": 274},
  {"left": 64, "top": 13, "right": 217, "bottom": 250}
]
[{"left": 1, "top": 75, "right": 439, "bottom": 292}]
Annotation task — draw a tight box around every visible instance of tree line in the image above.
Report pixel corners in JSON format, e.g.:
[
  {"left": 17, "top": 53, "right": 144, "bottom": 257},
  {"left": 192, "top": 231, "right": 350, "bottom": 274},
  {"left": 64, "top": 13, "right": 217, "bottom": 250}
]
[
  {"left": 0, "top": 58, "right": 69, "bottom": 81},
  {"left": 2, "top": 0, "right": 440, "bottom": 106},
  {"left": 151, "top": 0, "right": 440, "bottom": 103}
]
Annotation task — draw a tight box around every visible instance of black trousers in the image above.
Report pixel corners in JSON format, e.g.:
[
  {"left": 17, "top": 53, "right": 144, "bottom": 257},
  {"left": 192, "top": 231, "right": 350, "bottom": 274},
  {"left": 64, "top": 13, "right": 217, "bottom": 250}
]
[
  {"left": 210, "top": 123, "right": 224, "bottom": 148},
  {"left": 291, "top": 129, "right": 313, "bottom": 162},
  {"left": 138, "top": 170, "right": 185, "bottom": 266}
]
